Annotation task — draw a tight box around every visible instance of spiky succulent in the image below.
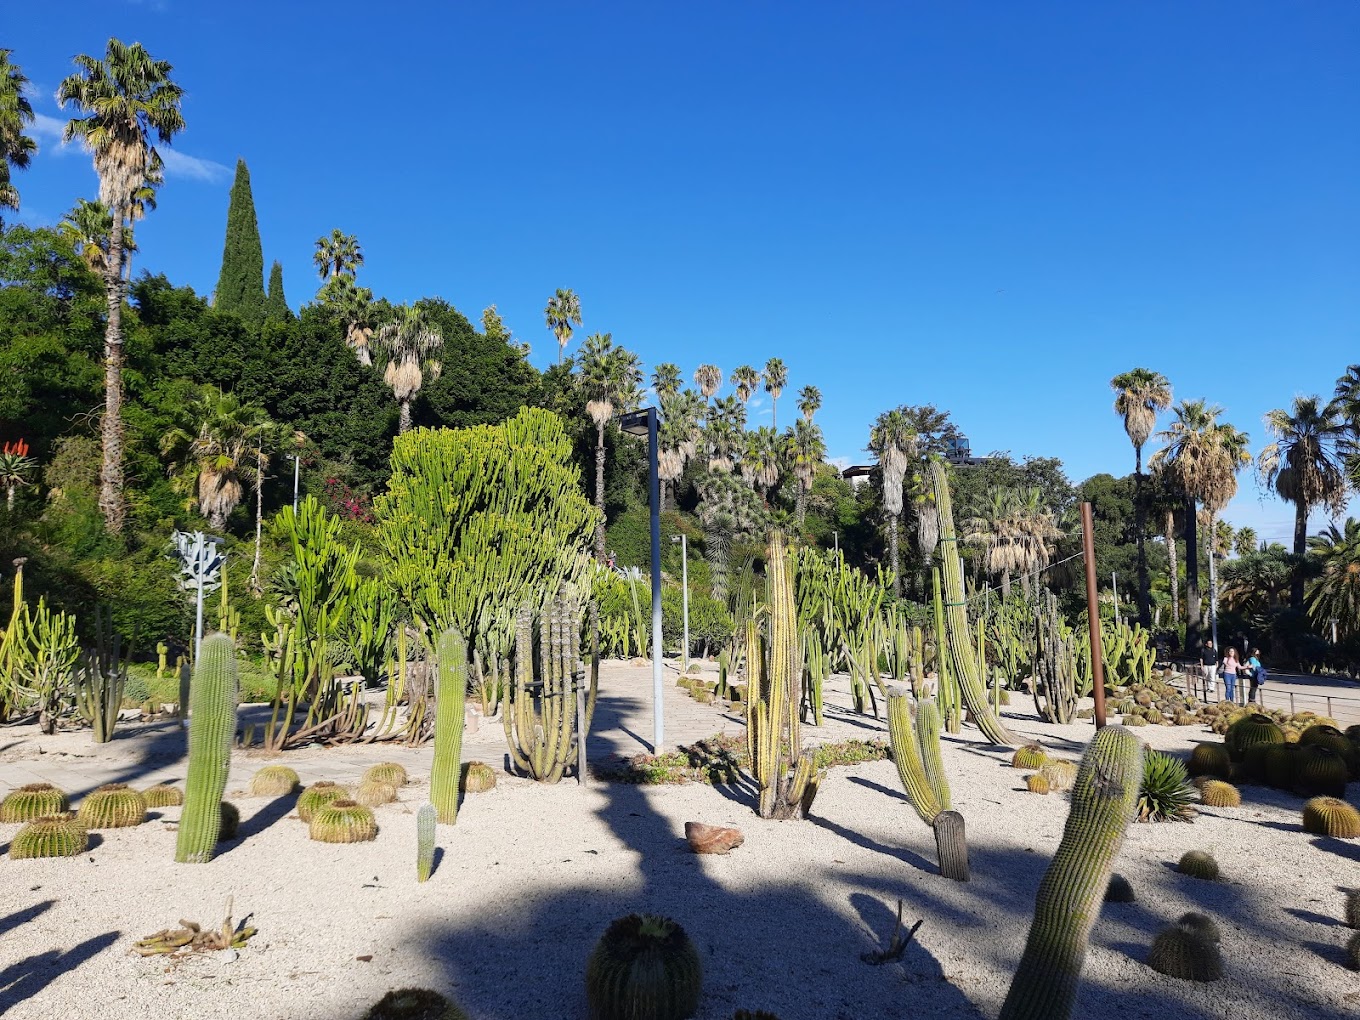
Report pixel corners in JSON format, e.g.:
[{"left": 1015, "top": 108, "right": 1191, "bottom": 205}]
[
  {"left": 1187, "top": 744, "right": 1231, "bottom": 779},
  {"left": 1039, "top": 761, "right": 1078, "bottom": 792},
  {"left": 1263, "top": 744, "right": 1299, "bottom": 789},
  {"left": 219, "top": 801, "right": 240, "bottom": 840},
  {"left": 1148, "top": 925, "right": 1222, "bottom": 981},
  {"left": 1105, "top": 873, "right": 1135, "bottom": 903},
  {"left": 77, "top": 783, "right": 147, "bottom": 828},
  {"left": 1176, "top": 912, "right": 1221, "bottom": 943},
  {"left": 1198, "top": 780, "right": 1241, "bottom": 809},
  {"left": 309, "top": 799, "right": 378, "bottom": 843},
  {"left": 363, "top": 762, "right": 409, "bottom": 787},
  {"left": 297, "top": 781, "right": 349, "bottom": 822},
  {"left": 1296, "top": 747, "right": 1350, "bottom": 798},
  {"left": 1301, "top": 797, "right": 1360, "bottom": 839},
  {"left": 141, "top": 784, "right": 184, "bottom": 808},
  {"left": 1177, "top": 850, "right": 1220, "bottom": 880},
  {"left": 1348, "top": 932, "right": 1360, "bottom": 972},
  {"left": 248, "top": 766, "right": 300, "bottom": 797},
  {"left": 1226, "top": 714, "right": 1284, "bottom": 762},
  {"left": 362, "top": 987, "right": 469, "bottom": 1019},
  {"left": 1138, "top": 751, "right": 1196, "bottom": 822},
  {"left": 462, "top": 761, "right": 498, "bottom": 793},
  {"left": 416, "top": 803, "right": 436, "bottom": 883},
  {"left": 0, "top": 783, "right": 70, "bottom": 823},
  {"left": 1298, "top": 724, "right": 1352, "bottom": 757},
  {"left": 1011, "top": 744, "right": 1048, "bottom": 770},
  {"left": 355, "top": 779, "right": 398, "bottom": 807},
  {"left": 9, "top": 814, "right": 88, "bottom": 859},
  {"left": 1121, "top": 714, "right": 1148, "bottom": 727},
  {"left": 585, "top": 914, "right": 702, "bottom": 1020},
  {"left": 1346, "top": 889, "right": 1360, "bottom": 929},
  {"left": 1025, "top": 773, "right": 1050, "bottom": 795}
]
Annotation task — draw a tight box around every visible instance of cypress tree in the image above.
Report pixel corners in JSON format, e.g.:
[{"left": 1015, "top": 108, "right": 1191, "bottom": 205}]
[
  {"left": 214, "top": 158, "right": 266, "bottom": 323},
  {"left": 265, "top": 260, "right": 289, "bottom": 321}
]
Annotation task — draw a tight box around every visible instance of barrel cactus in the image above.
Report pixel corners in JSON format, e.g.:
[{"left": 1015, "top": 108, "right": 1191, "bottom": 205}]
[
  {"left": 1121, "top": 714, "right": 1148, "bottom": 727},
  {"left": 1148, "top": 924, "right": 1222, "bottom": 981},
  {"left": 297, "top": 781, "right": 349, "bottom": 822},
  {"left": 1346, "top": 889, "right": 1360, "bottom": 928},
  {"left": 362, "top": 988, "right": 469, "bottom": 1019},
  {"left": 1026, "top": 773, "right": 1051, "bottom": 795},
  {"left": 1301, "top": 797, "right": 1360, "bottom": 838},
  {"left": 78, "top": 783, "right": 147, "bottom": 829},
  {"left": 355, "top": 779, "right": 398, "bottom": 807},
  {"left": 1104, "top": 873, "right": 1135, "bottom": 903},
  {"left": 1263, "top": 744, "right": 1299, "bottom": 789},
  {"left": 9, "top": 814, "right": 88, "bottom": 859},
  {"left": 997, "top": 725, "right": 1143, "bottom": 1020},
  {"left": 174, "top": 632, "right": 238, "bottom": 863},
  {"left": 364, "top": 762, "right": 409, "bottom": 787},
  {"left": 1226, "top": 714, "right": 1284, "bottom": 762},
  {"left": 219, "top": 800, "right": 240, "bottom": 840},
  {"left": 586, "top": 914, "right": 702, "bottom": 1020},
  {"left": 1177, "top": 912, "right": 1221, "bottom": 943},
  {"left": 1039, "top": 761, "right": 1078, "bottom": 792},
  {"left": 249, "top": 765, "right": 300, "bottom": 797},
  {"left": 1198, "top": 780, "right": 1241, "bottom": 808},
  {"left": 462, "top": 761, "right": 498, "bottom": 793},
  {"left": 309, "top": 799, "right": 378, "bottom": 843},
  {"left": 1299, "top": 724, "right": 1352, "bottom": 756},
  {"left": 416, "top": 803, "right": 436, "bottom": 882},
  {"left": 142, "top": 784, "right": 184, "bottom": 808},
  {"left": 1296, "top": 747, "right": 1350, "bottom": 798},
  {"left": 1012, "top": 743, "right": 1048, "bottom": 770},
  {"left": 0, "top": 783, "right": 69, "bottom": 822},
  {"left": 1177, "top": 850, "right": 1220, "bottom": 880}
]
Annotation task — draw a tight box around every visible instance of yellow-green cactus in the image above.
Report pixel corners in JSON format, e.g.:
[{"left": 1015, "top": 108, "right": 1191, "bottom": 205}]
[{"left": 585, "top": 914, "right": 701, "bottom": 1020}]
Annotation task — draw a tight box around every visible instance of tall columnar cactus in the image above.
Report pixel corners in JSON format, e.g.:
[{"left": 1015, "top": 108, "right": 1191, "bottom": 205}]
[
  {"left": 416, "top": 803, "right": 436, "bottom": 882},
  {"left": 746, "top": 533, "right": 823, "bottom": 820},
  {"left": 886, "top": 691, "right": 968, "bottom": 880},
  {"left": 174, "top": 633, "right": 239, "bottom": 864},
  {"left": 928, "top": 460, "right": 1018, "bottom": 746},
  {"left": 430, "top": 628, "right": 468, "bottom": 824},
  {"left": 1032, "top": 591, "right": 1078, "bottom": 725},
  {"left": 998, "top": 725, "right": 1144, "bottom": 1020}
]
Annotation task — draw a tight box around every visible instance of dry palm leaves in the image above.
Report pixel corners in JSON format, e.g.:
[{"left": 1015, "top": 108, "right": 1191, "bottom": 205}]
[{"left": 133, "top": 897, "right": 256, "bottom": 957}]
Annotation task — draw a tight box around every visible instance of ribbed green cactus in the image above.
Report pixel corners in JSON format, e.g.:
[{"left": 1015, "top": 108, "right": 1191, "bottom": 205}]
[
  {"left": 219, "top": 800, "right": 240, "bottom": 840},
  {"left": 309, "top": 799, "right": 377, "bottom": 843},
  {"left": 461, "top": 761, "right": 498, "bottom": 793},
  {"left": 74, "top": 607, "right": 127, "bottom": 743},
  {"left": 1012, "top": 744, "right": 1048, "bottom": 770},
  {"left": 364, "top": 762, "right": 409, "bottom": 787},
  {"left": 585, "top": 914, "right": 702, "bottom": 1020},
  {"left": 1199, "top": 780, "right": 1241, "bottom": 808},
  {"left": 1026, "top": 773, "right": 1051, "bottom": 794},
  {"left": 1346, "top": 889, "right": 1360, "bottom": 928},
  {"left": 1226, "top": 714, "right": 1284, "bottom": 762},
  {"left": 1177, "top": 850, "right": 1220, "bottom": 880},
  {"left": 885, "top": 692, "right": 968, "bottom": 880},
  {"left": 142, "top": 784, "right": 184, "bottom": 808},
  {"left": 1104, "top": 873, "right": 1135, "bottom": 902},
  {"left": 248, "top": 766, "right": 300, "bottom": 797},
  {"left": 416, "top": 803, "right": 436, "bottom": 882},
  {"left": 1296, "top": 747, "right": 1349, "bottom": 798},
  {"left": 363, "top": 988, "right": 469, "bottom": 1020},
  {"left": 1346, "top": 932, "right": 1360, "bottom": 972},
  {"left": 174, "top": 633, "right": 238, "bottom": 864},
  {"left": 1039, "top": 761, "right": 1077, "bottom": 792},
  {"left": 1176, "top": 912, "right": 1221, "bottom": 943},
  {"left": 997, "top": 725, "right": 1143, "bottom": 1020},
  {"left": 1187, "top": 743, "right": 1231, "bottom": 779},
  {"left": 430, "top": 629, "right": 468, "bottom": 824},
  {"left": 9, "top": 814, "right": 88, "bottom": 859},
  {"left": 1302, "top": 796, "right": 1360, "bottom": 838},
  {"left": 297, "top": 781, "right": 348, "bottom": 822},
  {"left": 1264, "top": 744, "right": 1298, "bottom": 789},
  {"left": 1148, "top": 924, "right": 1222, "bottom": 981},
  {"left": 78, "top": 783, "right": 147, "bottom": 829},
  {"left": 0, "top": 783, "right": 69, "bottom": 822},
  {"left": 355, "top": 779, "right": 398, "bottom": 807}
]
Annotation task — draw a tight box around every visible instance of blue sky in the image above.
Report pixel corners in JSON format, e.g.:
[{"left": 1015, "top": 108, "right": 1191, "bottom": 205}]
[{"left": 8, "top": 1, "right": 1359, "bottom": 545}]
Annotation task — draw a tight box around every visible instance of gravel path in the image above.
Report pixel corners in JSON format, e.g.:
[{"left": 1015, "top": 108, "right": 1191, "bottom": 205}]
[{"left": 0, "top": 662, "right": 1357, "bottom": 1020}]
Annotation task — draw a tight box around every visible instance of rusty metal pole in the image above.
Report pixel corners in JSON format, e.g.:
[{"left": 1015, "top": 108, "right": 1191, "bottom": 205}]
[{"left": 1081, "top": 502, "right": 1107, "bottom": 728}]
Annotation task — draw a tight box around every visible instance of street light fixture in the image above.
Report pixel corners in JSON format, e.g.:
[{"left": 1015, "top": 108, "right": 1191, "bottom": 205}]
[
  {"left": 619, "top": 406, "right": 664, "bottom": 752},
  {"left": 671, "top": 533, "right": 688, "bottom": 671}
]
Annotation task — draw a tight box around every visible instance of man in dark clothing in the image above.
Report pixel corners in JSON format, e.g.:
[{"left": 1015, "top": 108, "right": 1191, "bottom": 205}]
[{"left": 1200, "top": 641, "right": 1218, "bottom": 700}]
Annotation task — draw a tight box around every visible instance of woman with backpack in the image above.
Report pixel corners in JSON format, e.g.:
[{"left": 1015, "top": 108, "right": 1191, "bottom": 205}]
[{"left": 1246, "top": 648, "right": 1266, "bottom": 705}]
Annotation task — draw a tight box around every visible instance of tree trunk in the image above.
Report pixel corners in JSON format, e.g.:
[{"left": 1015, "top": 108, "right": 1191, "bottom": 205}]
[
  {"left": 888, "top": 513, "right": 901, "bottom": 598},
  {"left": 398, "top": 398, "right": 412, "bottom": 434},
  {"left": 796, "top": 482, "right": 806, "bottom": 529},
  {"left": 1166, "top": 508, "right": 1180, "bottom": 627},
  {"left": 250, "top": 447, "right": 264, "bottom": 591},
  {"left": 1184, "top": 495, "right": 1201, "bottom": 648},
  {"left": 1134, "top": 447, "right": 1151, "bottom": 628},
  {"left": 99, "top": 209, "right": 127, "bottom": 534},
  {"left": 594, "top": 420, "right": 607, "bottom": 563},
  {"left": 772, "top": 397, "right": 777, "bottom": 431},
  {"left": 1001, "top": 570, "right": 1011, "bottom": 599},
  {"left": 1291, "top": 496, "right": 1308, "bottom": 611}
]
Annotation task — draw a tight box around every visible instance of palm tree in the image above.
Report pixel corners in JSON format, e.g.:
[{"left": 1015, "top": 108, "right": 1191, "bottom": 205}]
[
  {"left": 160, "top": 388, "right": 270, "bottom": 530},
  {"left": 578, "top": 333, "right": 643, "bottom": 561},
  {"left": 544, "top": 288, "right": 582, "bottom": 365},
  {"left": 0, "top": 49, "right": 36, "bottom": 216},
  {"left": 60, "top": 38, "right": 185, "bottom": 534},
  {"left": 697, "top": 471, "right": 769, "bottom": 602},
  {"left": 1257, "top": 395, "right": 1350, "bottom": 610},
  {"left": 742, "top": 426, "right": 782, "bottom": 496},
  {"left": 652, "top": 363, "right": 682, "bottom": 403},
  {"left": 1306, "top": 518, "right": 1360, "bottom": 640},
  {"left": 693, "top": 364, "right": 723, "bottom": 402},
  {"left": 788, "top": 418, "right": 826, "bottom": 526},
  {"left": 705, "top": 396, "right": 744, "bottom": 473},
  {"left": 763, "top": 357, "right": 788, "bottom": 429},
  {"left": 731, "top": 365, "right": 760, "bottom": 406},
  {"left": 1234, "top": 526, "right": 1258, "bottom": 558},
  {"left": 964, "top": 487, "right": 1021, "bottom": 597},
  {"left": 313, "top": 229, "right": 363, "bottom": 281},
  {"left": 375, "top": 304, "right": 444, "bottom": 433},
  {"left": 248, "top": 423, "right": 301, "bottom": 590},
  {"left": 797, "top": 384, "right": 822, "bottom": 422},
  {"left": 657, "top": 388, "right": 704, "bottom": 509},
  {"left": 1111, "top": 368, "right": 1173, "bottom": 627},
  {"left": 320, "top": 274, "right": 376, "bottom": 366},
  {"left": 868, "top": 408, "right": 916, "bottom": 597},
  {"left": 58, "top": 199, "right": 137, "bottom": 276}
]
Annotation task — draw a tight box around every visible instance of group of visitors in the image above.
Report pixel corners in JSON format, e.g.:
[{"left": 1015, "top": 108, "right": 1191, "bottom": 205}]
[{"left": 1198, "top": 639, "right": 1267, "bottom": 704}]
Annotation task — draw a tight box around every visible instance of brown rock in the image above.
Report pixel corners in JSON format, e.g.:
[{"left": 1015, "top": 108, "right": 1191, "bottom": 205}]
[{"left": 685, "top": 821, "right": 744, "bottom": 855}]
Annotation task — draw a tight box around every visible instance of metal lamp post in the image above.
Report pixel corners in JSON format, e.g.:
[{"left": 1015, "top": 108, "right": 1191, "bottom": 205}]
[
  {"left": 292, "top": 454, "right": 301, "bottom": 512},
  {"left": 619, "top": 406, "right": 664, "bottom": 752},
  {"left": 671, "top": 533, "right": 689, "bottom": 670},
  {"left": 171, "top": 530, "right": 225, "bottom": 665}
]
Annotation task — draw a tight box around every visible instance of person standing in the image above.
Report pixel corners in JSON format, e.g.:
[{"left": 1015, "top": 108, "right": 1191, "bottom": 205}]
[
  {"left": 1200, "top": 640, "right": 1219, "bottom": 701},
  {"left": 1221, "top": 646, "right": 1242, "bottom": 704},
  {"left": 1246, "top": 648, "right": 1266, "bottom": 705}
]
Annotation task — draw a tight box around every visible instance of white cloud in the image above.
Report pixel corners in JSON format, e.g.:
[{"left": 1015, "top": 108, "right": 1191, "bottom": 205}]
[
  {"left": 158, "top": 148, "right": 230, "bottom": 182},
  {"left": 30, "top": 113, "right": 65, "bottom": 143}
]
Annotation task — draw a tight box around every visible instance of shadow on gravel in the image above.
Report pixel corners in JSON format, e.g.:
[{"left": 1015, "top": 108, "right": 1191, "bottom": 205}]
[
  {"left": 0, "top": 930, "right": 119, "bottom": 1011},
  {"left": 1310, "top": 836, "right": 1360, "bottom": 863},
  {"left": 213, "top": 793, "right": 298, "bottom": 858},
  {"left": 60, "top": 722, "right": 188, "bottom": 803},
  {"left": 0, "top": 902, "right": 53, "bottom": 938}
]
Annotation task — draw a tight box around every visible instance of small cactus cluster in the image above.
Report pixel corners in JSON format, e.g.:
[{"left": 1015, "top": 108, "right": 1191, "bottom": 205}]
[
  {"left": 416, "top": 803, "right": 436, "bottom": 882},
  {"left": 362, "top": 988, "right": 469, "bottom": 1019},
  {"left": 142, "top": 784, "right": 184, "bottom": 808},
  {"left": 462, "top": 761, "right": 498, "bottom": 793},
  {"left": 355, "top": 780, "right": 398, "bottom": 807},
  {"left": 1198, "top": 780, "right": 1241, "bottom": 808},
  {"left": 1011, "top": 743, "right": 1048, "bottom": 770},
  {"left": 1025, "top": 773, "right": 1050, "bottom": 795},
  {"left": 364, "top": 762, "right": 409, "bottom": 787},
  {"left": 9, "top": 813, "right": 88, "bottom": 859},
  {"left": 585, "top": 914, "right": 702, "bottom": 1020},
  {"left": 78, "top": 783, "right": 147, "bottom": 829},
  {"left": 248, "top": 766, "right": 300, "bottom": 797},
  {"left": 1177, "top": 850, "right": 1220, "bottom": 880},
  {"left": 1148, "top": 917, "right": 1223, "bottom": 981},
  {"left": 1301, "top": 797, "right": 1360, "bottom": 838},
  {"left": 309, "top": 799, "right": 377, "bottom": 843},
  {"left": 297, "top": 781, "right": 349, "bottom": 822},
  {"left": 0, "top": 783, "right": 70, "bottom": 822},
  {"left": 1105, "top": 873, "right": 1135, "bottom": 903}
]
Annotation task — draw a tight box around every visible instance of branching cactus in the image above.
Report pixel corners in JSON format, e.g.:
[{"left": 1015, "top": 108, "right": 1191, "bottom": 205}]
[
  {"left": 75, "top": 606, "right": 128, "bottom": 743},
  {"left": 745, "top": 533, "right": 824, "bottom": 820},
  {"left": 174, "top": 633, "right": 238, "bottom": 864},
  {"left": 999, "top": 725, "right": 1144, "bottom": 1020},
  {"left": 430, "top": 629, "right": 467, "bottom": 824},
  {"left": 886, "top": 691, "right": 968, "bottom": 880},
  {"left": 1032, "top": 591, "right": 1078, "bottom": 725}
]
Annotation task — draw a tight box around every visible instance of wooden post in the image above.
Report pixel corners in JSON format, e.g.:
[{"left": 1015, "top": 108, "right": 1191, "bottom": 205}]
[{"left": 1081, "top": 502, "right": 1107, "bottom": 728}]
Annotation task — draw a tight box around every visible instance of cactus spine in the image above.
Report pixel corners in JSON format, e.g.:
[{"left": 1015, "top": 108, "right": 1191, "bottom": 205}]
[
  {"left": 174, "top": 633, "right": 238, "bottom": 863},
  {"left": 416, "top": 803, "right": 436, "bottom": 882},
  {"left": 998, "top": 725, "right": 1144, "bottom": 1020},
  {"left": 429, "top": 628, "right": 468, "bottom": 824}
]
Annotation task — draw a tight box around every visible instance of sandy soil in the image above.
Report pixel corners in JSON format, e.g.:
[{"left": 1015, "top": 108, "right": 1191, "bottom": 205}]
[{"left": 0, "top": 661, "right": 1357, "bottom": 1020}]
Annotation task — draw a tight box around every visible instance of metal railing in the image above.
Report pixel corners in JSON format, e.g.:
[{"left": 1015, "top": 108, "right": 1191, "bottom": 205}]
[{"left": 1166, "top": 663, "right": 1360, "bottom": 724}]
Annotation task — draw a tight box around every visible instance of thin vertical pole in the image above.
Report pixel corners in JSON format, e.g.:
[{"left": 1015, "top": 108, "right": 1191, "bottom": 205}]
[
  {"left": 648, "top": 408, "right": 664, "bottom": 753},
  {"left": 1081, "top": 502, "right": 1107, "bottom": 727},
  {"left": 680, "top": 534, "right": 689, "bottom": 671},
  {"left": 292, "top": 455, "right": 300, "bottom": 512},
  {"left": 1111, "top": 572, "right": 1120, "bottom": 628},
  {"left": 193, "top": 578, "right": 205, "bottom": 666}
]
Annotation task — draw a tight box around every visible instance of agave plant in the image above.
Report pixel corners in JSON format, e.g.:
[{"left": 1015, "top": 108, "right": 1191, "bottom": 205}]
[{"left": 1138, "top": 750, "right": 1196, "bottom": 822}]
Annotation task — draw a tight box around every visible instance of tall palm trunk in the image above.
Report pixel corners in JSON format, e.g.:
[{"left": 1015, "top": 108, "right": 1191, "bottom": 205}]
[
  {"left": 1134, "top": 446, "right": 1151, "bottom": 627},
  {"left": 1166, "top": 508, "right": 1179, "bottom": 627},
  {"left": 99, "top": 208, "right": 127, "bottom": 534},
  {"left": 398, "top": 398, "right": 412, "bottom": 434},
  {"left": 888, "top": 512, "right": 901, "bottom": 598},
  {"left": 1184, "top": 495, "right": 1200, "bottom": 647},
  {"left": 594, "top": 420, "right": 607, "bottom": 563},
  {"left": 1290, "top": 496, "right": 1308, "bottom": 611}
]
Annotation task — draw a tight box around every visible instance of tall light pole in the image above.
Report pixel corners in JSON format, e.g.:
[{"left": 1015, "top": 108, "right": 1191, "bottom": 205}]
[
  {"left": 292, "top": 454, "right": 301, "bottom": 512},
  {"left": 1111, "top": 571, "right": 1120, "bottom": 628},
  {"left": 671, "top": 533, "right": 689, "bottom": 670},
  {"left": 620, "top": 407, "right": 664, "bottom": 752}
]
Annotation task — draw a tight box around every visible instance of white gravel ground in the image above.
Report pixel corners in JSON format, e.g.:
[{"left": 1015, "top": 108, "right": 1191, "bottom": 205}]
[{"left": 0, "top": 663, "right": 1358, "bottom": 1020}]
